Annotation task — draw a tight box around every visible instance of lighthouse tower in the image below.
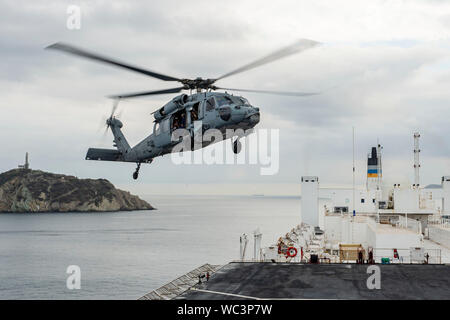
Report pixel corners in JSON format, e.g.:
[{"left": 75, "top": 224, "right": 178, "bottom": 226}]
[{"left": 18, "top": 152, "right": 30, "bottom": 170}]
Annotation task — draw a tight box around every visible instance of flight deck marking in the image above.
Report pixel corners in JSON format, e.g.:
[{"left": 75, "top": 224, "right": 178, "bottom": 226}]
[
  {"left": 190, "top": 288, "right": 261, "bottom": 300},
  {"left": 189, "top": 288, "right": 337, "bottom": 300}
]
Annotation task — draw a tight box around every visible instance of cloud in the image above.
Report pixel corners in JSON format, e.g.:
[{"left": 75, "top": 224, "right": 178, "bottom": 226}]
[{"left": 1, "top": 0, "right": 450, "bottom": 192}]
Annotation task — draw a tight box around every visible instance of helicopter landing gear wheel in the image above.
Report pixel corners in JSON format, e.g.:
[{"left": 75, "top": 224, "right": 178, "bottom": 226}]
[
  {"left": 233, "top": 139, "right": 242, "bottom": 154},
  {"left": 133, "top": 162, "right": 141, "bottom": 180}
]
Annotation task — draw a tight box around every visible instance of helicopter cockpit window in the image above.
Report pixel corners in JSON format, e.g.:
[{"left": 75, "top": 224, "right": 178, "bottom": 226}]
[
  {"left": 230, "top": 96, "right": 248, "bottom": 105},
  {"left": 205, "top": 98, "right": 215, "bottom": 111},
  {"left": 215, "top": 95, "right": 233, "bottom": 106}
]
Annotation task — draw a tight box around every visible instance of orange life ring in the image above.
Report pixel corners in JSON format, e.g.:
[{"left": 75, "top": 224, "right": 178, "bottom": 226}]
[{"left": 286, "top": 247, "right": 297, "bottom": 258}]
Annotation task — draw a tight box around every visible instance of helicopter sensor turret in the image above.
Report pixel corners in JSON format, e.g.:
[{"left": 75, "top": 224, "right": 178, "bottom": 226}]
[{"left": 153, "top": 94, "right": 189, "bottom": 121}]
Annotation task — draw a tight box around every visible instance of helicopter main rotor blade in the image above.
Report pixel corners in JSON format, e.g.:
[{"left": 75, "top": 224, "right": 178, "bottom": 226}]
[
  {"left": 46, "top": 42, "right": 181, "bottom": 82},
  {"left": 108, "top": 86, "right": 185, "bottom": 99},
  {"left": 215, "top": 39, "right": 320, "bottom": 81},
  {"left": 215, "top": 87, "right": 319, "bottom": 97}
]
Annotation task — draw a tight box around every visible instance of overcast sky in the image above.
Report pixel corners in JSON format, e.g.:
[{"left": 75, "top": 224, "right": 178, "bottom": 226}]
[{"left": 1, "top": 0, "right": 450, "bottom": 195}]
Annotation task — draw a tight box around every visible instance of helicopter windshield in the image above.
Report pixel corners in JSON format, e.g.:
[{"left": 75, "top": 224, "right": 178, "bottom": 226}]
[
  {"left": 215, "top": 95, "right": 233, "bottom": 106},
  {"left": 230, "top": 96, "right": 248, "bottom": 105}
]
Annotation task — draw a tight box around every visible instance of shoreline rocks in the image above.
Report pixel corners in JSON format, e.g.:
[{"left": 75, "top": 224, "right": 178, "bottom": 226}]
[{"left": 0, "top": 169, "right": 154, "bottom": 213}]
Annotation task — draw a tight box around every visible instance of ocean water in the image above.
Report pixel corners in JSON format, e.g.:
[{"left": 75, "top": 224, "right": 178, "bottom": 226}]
[{"left": 0, "top": 195, "right": 301, "bottom": 299}]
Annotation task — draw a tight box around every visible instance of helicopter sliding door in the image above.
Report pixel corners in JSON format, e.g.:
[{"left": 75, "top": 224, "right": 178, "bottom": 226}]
[
  {"left": 190, "top": 102, "right": 202, "bottom": 143},
  {"left": 190, "top": 102, "right": 201, "bottom": 122},
  {"left": 200, "top": 97, "right": 216, "bottom": 131}
]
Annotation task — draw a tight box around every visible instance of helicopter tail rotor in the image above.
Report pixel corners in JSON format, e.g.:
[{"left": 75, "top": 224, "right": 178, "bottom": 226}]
[
  {"left": 99, "top": 98, "right": 121, "bottom": 139},
  {"left": 105, "top": 98, "right": 120, "bottom": 129}
]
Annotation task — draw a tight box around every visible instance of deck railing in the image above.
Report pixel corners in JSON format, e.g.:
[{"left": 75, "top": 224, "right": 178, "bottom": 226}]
[
  {"left": 428, "top": 216, "right": 450, "bottom": 228},
  {"left": 258, "top": 247, "right": 441, "bottom": 264},
  {"left": 339, "top": 247, "right": 441, "bottom": 264},
  {"left": 376, "top": 215, "right": 422, "bottom": 233}
]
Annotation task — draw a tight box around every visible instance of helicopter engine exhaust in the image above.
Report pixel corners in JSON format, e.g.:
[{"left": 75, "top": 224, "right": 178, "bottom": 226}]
[{"left": 154, "top": 94, "right": 189, "bottom": 121}]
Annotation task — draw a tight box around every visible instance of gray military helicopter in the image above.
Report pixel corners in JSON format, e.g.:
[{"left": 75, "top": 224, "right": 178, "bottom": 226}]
[{"left": 47, "top": 39, "right": 319, "bottom": 179}]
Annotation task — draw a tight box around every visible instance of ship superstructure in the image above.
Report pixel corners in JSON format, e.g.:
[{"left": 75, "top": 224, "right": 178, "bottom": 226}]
[{"left": 251, "top": 132, "right": 450, "bottom": 265}]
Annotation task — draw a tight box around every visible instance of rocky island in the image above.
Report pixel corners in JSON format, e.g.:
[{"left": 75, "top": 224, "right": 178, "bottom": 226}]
[{"left": 0, "top": 169, "right": 153, "bottom": 213}]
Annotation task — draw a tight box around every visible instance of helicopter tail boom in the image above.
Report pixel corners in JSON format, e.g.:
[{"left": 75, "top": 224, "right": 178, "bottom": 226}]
[
  {"left": 107, "top": 118, "right": 131, "bottom": 154},
  {"left": 85, "top": 117, "right": 136, "bottom": 163}
]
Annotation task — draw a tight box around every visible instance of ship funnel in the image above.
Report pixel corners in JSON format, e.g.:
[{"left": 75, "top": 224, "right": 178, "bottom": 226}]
[{"left": 367, "top": 144, "right": 382, "bottom": 190}]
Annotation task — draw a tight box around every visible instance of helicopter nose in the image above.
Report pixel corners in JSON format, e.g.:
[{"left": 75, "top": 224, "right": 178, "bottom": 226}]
[{"left": 248, "top": 112, "right": 260, "bottom": 125}]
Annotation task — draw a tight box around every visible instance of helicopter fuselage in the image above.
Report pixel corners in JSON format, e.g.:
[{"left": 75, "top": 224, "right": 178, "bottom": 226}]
[{"left": 86, "top": 91, "right": 260, "bottom": 165}]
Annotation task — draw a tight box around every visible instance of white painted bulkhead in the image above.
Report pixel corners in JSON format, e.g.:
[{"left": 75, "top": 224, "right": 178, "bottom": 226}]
[
  {"left": 442, "top": 176, "right": 450, "bottom": 215},
  {"left": 301, "top": 176, "right": 319, "bottom": 227},
  {"left": 323, "top": 214, "right": 423, "bottom": 260}
]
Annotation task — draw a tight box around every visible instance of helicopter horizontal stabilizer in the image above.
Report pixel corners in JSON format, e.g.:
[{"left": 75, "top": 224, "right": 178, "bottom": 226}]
[{"left": 85, "top": 148, "right": 123, "bottom": 162}]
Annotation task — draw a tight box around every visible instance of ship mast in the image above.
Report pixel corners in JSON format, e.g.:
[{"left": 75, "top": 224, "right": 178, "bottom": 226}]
[
  {"left": 414, "top": 132, "right": 421, "bottom": 187},
  {"left": 352, "top": 127, "right": 355, "bottom": 217}
]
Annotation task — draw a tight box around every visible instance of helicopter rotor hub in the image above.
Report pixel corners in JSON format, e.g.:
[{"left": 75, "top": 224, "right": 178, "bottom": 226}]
[{"left": 180, "top": 78, "right": 216, "bottom": 91}]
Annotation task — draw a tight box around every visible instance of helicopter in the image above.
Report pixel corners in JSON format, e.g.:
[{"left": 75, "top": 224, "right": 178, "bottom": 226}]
[{"left": 46, "top": 39, "right": 320, "bottom": 179}]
